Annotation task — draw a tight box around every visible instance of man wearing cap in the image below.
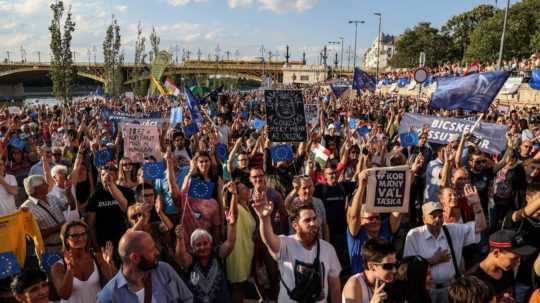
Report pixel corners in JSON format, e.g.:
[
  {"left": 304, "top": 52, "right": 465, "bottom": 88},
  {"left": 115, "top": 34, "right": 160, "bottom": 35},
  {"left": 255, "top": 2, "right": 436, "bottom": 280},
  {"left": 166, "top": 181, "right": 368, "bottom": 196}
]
[
  {"left": 466, "top": 230, "right": 536, "bottom": 301},
  {"left": 403, "top": 199, "right": 487, "bottom": 303}
]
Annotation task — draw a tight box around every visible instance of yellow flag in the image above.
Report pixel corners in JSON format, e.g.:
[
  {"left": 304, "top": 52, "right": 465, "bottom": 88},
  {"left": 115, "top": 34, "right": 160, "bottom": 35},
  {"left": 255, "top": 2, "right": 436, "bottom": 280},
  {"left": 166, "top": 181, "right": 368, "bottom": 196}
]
[
  {"left": 0, "top": 210, "right": 44, "bottom": 267},
  {"left": 150, "top": 75, "right": 167, "bottom": 96}
]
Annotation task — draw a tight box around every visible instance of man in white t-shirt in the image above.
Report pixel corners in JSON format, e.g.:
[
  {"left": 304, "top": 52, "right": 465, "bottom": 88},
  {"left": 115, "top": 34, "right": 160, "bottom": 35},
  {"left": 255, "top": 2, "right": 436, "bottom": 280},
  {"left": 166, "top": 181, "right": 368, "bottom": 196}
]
[
  {"left": 0, "top": 159, "right": 18, "bottom": 215},
  {"left": 252, "top": 195, "right": 342, "bottom": 303}
]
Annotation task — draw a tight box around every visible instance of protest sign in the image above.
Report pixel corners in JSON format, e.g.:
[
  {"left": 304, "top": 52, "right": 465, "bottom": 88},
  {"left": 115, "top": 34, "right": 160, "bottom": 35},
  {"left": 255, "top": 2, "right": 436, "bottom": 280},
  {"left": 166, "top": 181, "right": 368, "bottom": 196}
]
[
  {"left": 399, "top": 113, "right": 508, "bottom": 154},
  {"left": 265, "top": 90, "right": 307, "bottom": 142},
  {"left": 365, "top": 166, "right": 411, "bottom": 213},
  {"left": 304, "top": 104, "right": 319, "bottom": 126},
  {"left": 123, "top": 123, "right": 161, "bottom": 162},
  {"left": 7, "top": 106, "right": 21, "bottom": 115},
  {"left": 499, "top": 77, "right": 523, "bottom": 95},
  {"left": 170, "top": 107, "right": 183, "bottom": 126},
  {"left": 100, "top": 108, "right": 161, "bottom": 121}
]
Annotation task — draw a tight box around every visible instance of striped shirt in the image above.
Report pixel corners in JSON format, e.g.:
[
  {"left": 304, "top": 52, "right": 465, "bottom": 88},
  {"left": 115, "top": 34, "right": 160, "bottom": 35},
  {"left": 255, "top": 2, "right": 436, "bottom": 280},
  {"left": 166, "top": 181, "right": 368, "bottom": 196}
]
[{"left": 20, "top": 196, "right": 65, "bottom": 252}]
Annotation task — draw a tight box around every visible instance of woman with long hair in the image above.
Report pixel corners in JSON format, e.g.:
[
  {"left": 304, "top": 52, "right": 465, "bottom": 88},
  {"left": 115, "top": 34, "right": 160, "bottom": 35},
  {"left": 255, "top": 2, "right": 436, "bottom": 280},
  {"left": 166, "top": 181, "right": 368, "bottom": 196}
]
[
  {"left": 116, "top": 157, "right": 138, "bottom": 190},
  {"left": 391, "top": 256, "right": 432, "bottom": 303},
  {"left": 50, "top": 220, "right": 116, "bottom": 303}
]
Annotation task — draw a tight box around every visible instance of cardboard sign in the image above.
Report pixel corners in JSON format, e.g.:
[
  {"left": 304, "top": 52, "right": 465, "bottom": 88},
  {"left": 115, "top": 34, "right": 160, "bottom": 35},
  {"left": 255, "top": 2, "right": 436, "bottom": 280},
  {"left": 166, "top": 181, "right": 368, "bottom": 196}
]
[
  {"left": 123, "top": 123, "right": 161, "bottom": 162},
  {"left": 304, "top": 103, "right": 319, "bottom": 126},
  {"left": 365, "top": 166, "right": 411, "bottom": 213},
  {"left": 265, "top": 90, "right": 307, "bottom": 142}
]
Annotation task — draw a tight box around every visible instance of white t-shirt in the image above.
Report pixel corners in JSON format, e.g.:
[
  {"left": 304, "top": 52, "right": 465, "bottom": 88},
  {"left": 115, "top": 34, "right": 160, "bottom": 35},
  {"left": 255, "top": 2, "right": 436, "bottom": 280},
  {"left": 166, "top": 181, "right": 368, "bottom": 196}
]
[
  {"left": 0, "top": 174, "right": 17, "bottom": 216},
  {"left": 135, "top": 288, "right": 156, "bottom": 303},
  {"left": 276, "top": 235, "right": 342, "bottom": 303},
  {"left": 217, "top": 125, "right": 230, "bottom": 145},
  {"left": 48, "top": 186, "right": 69, "bottom": 211}
]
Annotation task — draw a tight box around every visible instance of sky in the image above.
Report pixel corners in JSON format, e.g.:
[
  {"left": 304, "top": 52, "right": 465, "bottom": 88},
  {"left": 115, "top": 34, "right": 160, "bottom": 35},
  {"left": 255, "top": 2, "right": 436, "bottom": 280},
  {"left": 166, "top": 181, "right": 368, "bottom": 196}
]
[{"left": 0, "top": 0, "right": 517, "bottom": 65}]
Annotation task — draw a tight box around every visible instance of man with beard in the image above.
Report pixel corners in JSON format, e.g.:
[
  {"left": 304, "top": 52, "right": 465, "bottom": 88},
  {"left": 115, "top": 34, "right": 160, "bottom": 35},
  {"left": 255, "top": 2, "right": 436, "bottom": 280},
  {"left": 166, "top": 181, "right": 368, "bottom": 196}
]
[
  {"left": 253, "top": 198, "right": 342, "bottom": 303},
  {"left": 97, "top": 230, "right": 193, "bottom": 303}
]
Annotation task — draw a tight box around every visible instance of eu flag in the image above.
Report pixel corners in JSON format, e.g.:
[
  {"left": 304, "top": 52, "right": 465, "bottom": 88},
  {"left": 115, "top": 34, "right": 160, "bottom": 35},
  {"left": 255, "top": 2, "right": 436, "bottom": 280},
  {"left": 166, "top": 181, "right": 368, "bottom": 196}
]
[
  {"left": 431, "top": 71, "right": 511, "bottom": 112},
  {"left": 0, "top": 252, "right": 21, "bottom": 279},
  {"left": 353, "top": 68, "right": 376, "bottom": 92},
  {"left": 143, "top": 161, "right": 166, "bottom": 180},
  {"left": 184, "top": 86, "right": 203, "bottom": 124}
]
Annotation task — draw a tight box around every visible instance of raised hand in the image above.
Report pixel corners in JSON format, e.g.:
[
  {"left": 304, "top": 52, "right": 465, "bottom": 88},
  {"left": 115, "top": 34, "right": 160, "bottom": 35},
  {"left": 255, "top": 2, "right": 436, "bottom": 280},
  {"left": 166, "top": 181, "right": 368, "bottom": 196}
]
[
  {"left": 464, "top": 184, "right": 480, "bottom": 206},
  {"left": 63, "top": 250, "right": 75, "bottom": 271},
  {"left": 252, "top": 194, "right": 273, "bottom": 218},
  {"left": 175, "top": 225, "right": 185, "bottom": 241},
  {"left": 101, "top": 241, "right": 114, "bottom": 265}
]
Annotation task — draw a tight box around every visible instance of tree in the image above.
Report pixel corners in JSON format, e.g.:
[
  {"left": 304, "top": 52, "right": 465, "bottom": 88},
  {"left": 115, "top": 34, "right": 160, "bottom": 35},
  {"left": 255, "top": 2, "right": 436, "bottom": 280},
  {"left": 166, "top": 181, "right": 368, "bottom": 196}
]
[
  {"left": 388, "top": 22, "right": 452, "bottom": 68},
  {"left": 103, "top": 16, "right": 123, "bottom": 97},
  {"left": 132, "top": 21, "right": 148, "bottom": 96},
  {"left": 150, "top": 26, "right": 160, "bottom": 62},
  {"left": 48, "top": 1, "right": 76, "bottom": 104},
  {"left": 441, "top": 4, "right": 497, "bottom": 62},
  {"left": 465, "top": 0, "right": 540, "bottom": 62}
]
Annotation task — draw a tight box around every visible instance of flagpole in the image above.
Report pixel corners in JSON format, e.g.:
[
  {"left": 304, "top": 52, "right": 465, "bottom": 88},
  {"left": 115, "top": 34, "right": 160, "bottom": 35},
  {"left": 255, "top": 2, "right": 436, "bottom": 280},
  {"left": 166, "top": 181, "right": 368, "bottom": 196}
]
[{"left": 497, "top": 0, "right": 510, "bottom": 70}]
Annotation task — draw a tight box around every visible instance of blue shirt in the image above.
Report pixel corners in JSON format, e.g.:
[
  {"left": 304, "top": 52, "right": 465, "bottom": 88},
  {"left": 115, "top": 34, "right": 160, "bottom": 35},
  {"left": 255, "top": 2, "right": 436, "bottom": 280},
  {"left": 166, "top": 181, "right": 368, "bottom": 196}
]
[
  {"left": 155, "top": 167, "right": 189, "bottom": 214},
  {"left": 347, "top": 219, "right": 393, "bottom": 274},
  {"left": 97, "top": 262, "right": 193, "bottom": 303}
]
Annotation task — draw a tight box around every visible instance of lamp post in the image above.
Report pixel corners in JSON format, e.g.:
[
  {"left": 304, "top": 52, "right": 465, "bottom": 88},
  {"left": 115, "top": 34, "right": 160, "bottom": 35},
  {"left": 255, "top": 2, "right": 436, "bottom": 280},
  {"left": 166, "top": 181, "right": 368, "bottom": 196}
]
[
  {"left": 339, "top": 37, "right": 344, "bottom": 73},
  {"left": 348, "top": 20, "right": 365, "bottom": 69},
  {"left": 497, "top": 0, "right": 510, "bottom": 70},
  {"left": 374, "top": 12, "right": 382, "bottom": 82}
]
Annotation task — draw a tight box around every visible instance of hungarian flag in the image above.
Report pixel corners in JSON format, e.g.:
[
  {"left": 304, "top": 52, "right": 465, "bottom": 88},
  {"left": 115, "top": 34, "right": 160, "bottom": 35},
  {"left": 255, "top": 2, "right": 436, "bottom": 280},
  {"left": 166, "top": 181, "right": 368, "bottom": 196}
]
[
  {"left": 312, "top": 144, "right": 332, "bottom": 167},
  {"left": 164, "top": 78, "right": 180, "bottom": 96}
]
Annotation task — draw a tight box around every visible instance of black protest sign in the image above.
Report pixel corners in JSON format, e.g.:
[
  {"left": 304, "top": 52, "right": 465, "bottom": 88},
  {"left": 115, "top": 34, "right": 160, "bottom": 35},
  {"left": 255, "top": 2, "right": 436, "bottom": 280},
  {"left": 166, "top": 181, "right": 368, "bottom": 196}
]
[
  {"left": 265, "top": 90, "right": 307, "bottom": 142},
  {"left": 366, "top": 166, "right": 411, "bottom": 213}
]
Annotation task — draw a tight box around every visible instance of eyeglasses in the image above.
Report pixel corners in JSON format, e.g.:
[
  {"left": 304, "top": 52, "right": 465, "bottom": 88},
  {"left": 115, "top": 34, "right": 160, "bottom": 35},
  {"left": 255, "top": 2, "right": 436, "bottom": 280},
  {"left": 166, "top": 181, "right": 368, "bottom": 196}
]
[
  {"left": 68, "top": 232, "right": 87, "bottom": 239},
  {"left": 373, "top": 262, "right": 399, "bottom": 270}
]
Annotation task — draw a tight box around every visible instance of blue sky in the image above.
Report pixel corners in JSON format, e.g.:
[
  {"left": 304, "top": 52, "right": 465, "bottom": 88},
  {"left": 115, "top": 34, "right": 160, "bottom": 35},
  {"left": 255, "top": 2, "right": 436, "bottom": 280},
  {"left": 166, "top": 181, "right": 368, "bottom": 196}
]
[{"left": 0, "top": 0, "right": 516, "bottom": 64}]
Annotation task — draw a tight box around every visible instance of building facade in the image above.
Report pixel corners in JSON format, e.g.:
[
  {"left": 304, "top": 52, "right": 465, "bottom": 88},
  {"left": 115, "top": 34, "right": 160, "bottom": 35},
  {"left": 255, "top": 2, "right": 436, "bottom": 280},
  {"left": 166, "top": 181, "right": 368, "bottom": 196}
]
[
  {"left": 362, "top": 33, "right": 396, "bottom": 71},
  {"left": 282, "top": 64, "right": 327, "bottom": 85}
]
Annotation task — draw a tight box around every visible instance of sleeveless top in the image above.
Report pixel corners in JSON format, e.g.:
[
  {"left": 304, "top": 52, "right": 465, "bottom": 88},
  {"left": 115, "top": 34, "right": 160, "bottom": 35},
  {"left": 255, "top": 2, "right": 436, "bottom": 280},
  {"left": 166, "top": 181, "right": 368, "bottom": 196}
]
[
  {"left": 342, "top": 273, "right": 372, "bottom": 303},
  {"left": 59, "top": 260, "right": 101, "bottom": 303}
]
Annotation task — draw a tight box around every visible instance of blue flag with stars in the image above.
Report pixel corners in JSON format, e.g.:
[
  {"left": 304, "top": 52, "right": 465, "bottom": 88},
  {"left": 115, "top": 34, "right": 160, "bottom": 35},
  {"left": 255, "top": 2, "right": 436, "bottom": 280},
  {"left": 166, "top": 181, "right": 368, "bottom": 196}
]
[
  {"left": 270, "top": 144, "right": 294, "bottom": 162},
  {"left": 188, "top": 178, "right": 215, "bottom": 199},
  {"left": 353, "top": 68, "right": 377, "bottom": 92},
  {"left": 0, "top": 252, "right": 21, "bottom": 279},
  {"left": 143, "top": 161, "right": 166, "bottom": 180},
  {"left": 94, "top": 149, "right": 113, "bottom": 167},
  {"left": 184, "top": 86, "right": 203, "bottom": 124},
  {"left": 431, "top": 70, "right": 511, "bottom": 112}
]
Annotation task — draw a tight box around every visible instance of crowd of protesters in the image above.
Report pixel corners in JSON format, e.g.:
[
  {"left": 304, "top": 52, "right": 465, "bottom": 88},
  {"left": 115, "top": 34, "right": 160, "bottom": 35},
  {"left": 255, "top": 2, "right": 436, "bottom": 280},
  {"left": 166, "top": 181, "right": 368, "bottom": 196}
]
[
  {"left": 379, "top": 53, "right": 540, "bottom": 84},
  {"left": 0, "top": 82, "right": 539, "bottom": 303}
]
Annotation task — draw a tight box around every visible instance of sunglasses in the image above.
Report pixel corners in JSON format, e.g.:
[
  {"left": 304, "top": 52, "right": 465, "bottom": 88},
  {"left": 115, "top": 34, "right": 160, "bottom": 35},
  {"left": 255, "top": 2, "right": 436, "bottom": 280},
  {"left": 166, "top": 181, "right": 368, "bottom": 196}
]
[
  {"left": 373, "top": 262, "right": 399, "bottom": 270},
  {"left": 68, "top": 232, "right": 87, "bottom": 239}
]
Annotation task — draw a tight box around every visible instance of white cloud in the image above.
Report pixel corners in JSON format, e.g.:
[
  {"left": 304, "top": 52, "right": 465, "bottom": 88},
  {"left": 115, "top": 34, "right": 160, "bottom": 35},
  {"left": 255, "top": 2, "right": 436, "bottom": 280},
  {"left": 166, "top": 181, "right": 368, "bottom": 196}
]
[
  {"left": 0, "top": 0, "right": 48, "bottom": 15},
  {"left": 114, "top": 5, "right": 128, "bottom": 12},
  {"left": 167, "top": 0, "right": 207, "bottom": 7},
  {"left": 257, "top": 0, "right": 319, "bottom": 13},
  {"left": 228, "top": 0, "right": 253, "bottom": 8},
  {"left": 0, "top": 19, "right": 17, "bottom": 30}
]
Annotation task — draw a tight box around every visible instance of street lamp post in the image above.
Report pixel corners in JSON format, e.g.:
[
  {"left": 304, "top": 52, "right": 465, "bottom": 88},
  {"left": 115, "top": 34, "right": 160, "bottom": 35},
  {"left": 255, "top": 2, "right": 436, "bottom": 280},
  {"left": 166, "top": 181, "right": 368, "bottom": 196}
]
[
  {"left": 348, "top": 20, "right": 365, "bottom": 69},
  {"left": 497, "top": 0, "right": 510, "bottom": 70},
  {"left": 328, "top": 41, "right": 340, "bottom": 76},
  {"left": 339, "top": 37, "right": 344, "bottom": 73},
  {"left": 374, "top": 12, "right": 382, "bottom": 82}
]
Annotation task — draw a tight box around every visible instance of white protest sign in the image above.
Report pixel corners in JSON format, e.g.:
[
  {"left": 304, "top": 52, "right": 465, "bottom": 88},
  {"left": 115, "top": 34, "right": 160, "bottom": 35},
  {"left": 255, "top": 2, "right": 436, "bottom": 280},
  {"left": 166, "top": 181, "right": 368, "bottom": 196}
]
[
  {"left": 365, "top": 165, "right": 411, "bottom": 213},
  {"left": 499, "top": 77, "right": 522, "bottom": 95},
  {"left": 123, "top": 123, "right": 161, "bottom": 162},
  {"left": 304, "top": 103, "right": 319, "bottom": 126},
  {"left": 8, "top": 106, "right": 21, "bottom": 115}
]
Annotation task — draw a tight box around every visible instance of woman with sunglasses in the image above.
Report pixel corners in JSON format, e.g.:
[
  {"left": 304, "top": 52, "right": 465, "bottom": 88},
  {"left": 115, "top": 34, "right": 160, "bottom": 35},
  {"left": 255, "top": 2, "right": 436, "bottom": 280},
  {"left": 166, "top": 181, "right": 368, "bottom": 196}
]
[
  {"left": 50, "top": 220, "right": 116, "bottom": 303},
  {"left": 116, "top": 158, "right": 138, "bottom": 190},
  {"left": 342, "top": 238, "right": 399, "bottom": 303}
]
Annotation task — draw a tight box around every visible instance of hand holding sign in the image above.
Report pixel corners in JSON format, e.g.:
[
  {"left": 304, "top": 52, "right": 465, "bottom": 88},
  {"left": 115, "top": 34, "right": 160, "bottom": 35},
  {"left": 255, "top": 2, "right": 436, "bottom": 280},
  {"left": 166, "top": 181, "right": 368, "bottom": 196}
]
[{"left": 365, "top": 166, "right": 411, "bottom": 213}]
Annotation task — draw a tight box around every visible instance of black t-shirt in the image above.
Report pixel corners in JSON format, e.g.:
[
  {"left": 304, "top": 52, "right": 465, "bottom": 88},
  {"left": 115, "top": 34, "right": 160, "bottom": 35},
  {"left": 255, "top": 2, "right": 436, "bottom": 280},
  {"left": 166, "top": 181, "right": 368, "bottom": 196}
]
[
  {"left": 86, "top": 184, "right": 135, "bottom": 247},
  {"left": 467, "top": 263, "right": 514, "bottom": 300},
  {"left": 314, "top": 181, "right": 355, "bottom": 237},
  {"left": 468, "top": 168, "right": 494, "bottom": 208}
]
